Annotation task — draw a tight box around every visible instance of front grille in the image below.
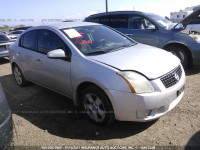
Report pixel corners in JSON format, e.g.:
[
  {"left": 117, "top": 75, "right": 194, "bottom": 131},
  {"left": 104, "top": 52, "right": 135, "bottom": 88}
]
[{"left": 160, "top": 65, "right": 182, "bottom": 88}]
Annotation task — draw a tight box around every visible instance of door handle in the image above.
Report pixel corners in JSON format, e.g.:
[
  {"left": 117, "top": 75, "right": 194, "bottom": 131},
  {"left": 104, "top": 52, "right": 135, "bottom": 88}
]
[{"left": 125, "top": 34, "right": 133, "bottom": 36}]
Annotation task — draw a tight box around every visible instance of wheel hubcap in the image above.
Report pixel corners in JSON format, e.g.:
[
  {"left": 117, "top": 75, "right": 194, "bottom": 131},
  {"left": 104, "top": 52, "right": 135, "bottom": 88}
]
[
  {"left": 83, "top": 93, "right": 105, "bottom": 122},
  {"left": 14, "top": 67, "right": 22, "bottom": 85}
]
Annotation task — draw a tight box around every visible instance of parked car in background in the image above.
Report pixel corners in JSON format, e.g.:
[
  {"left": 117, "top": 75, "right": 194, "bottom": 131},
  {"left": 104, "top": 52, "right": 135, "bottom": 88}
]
[
  {"left": 0, "top": 33, "right": 14, "bottom": 58},
  {"left": 6, "top": 34, "right": 17, "bottom": 40},
  {"left": 9, "top": 26, "right": 32, "bottom": 32},
  {"left": 0, "top": 83, "right": 13, "bottom": 149},
  {"left": 9, "top": 22, "right": 185, "bottom": 125},
  {"left": 7, "top": 30, "right": 24, "bottom": 40},
  {"left": 0, "top": 31, "right": 7, "bottom": 35},
  {"left": 186, "top": 16, "right": 200, "bottom": 33},
  {"left": 84, "top": 8, "right": 200, "bottom": 68}
]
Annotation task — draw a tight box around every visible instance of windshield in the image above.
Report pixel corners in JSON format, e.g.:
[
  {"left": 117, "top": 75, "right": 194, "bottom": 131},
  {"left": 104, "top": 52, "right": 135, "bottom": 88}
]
[
  {"left": 61, "top": 25, "right": 135, "bottom": 55},
  {"left": 148, "top": 14, "right": 174, "bottom": 29}
]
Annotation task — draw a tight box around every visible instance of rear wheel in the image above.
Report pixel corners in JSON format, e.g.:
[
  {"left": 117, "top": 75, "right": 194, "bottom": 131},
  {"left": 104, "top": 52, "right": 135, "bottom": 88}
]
[
  {"left": 164, "top": 45, "right": 188, "bottom": 69},
  {"left": 81, "top": 85, "right": 115, "bottom": 126},
  {"left": 12, "top": 65, "right": 30, "bottom": 87}
]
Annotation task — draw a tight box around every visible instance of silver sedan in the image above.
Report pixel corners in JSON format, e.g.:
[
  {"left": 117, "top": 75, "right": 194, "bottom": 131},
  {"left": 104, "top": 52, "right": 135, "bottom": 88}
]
[{"left": 9, "top": 22, "right": 185, "bottom": 125}]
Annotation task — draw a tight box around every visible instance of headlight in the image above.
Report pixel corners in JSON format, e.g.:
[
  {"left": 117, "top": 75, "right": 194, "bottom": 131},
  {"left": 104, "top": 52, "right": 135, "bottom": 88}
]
[
  {"left": 117, "top": 71, "right": 154, "bottom": 94},
  {"left": 190, "top": 34, "right": 200, "bottom": 43}
]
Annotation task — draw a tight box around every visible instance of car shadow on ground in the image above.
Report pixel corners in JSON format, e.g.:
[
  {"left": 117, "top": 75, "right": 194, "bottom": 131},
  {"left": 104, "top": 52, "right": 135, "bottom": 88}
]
[
  {"left": 0, "top": 74, "right": 156, "bottom": 140},
  {"left": 185, "top": 131, "right": 200, "bottom": 150},
  {"left": 0, "top": 58, "right": 9, "bottom": 65}
]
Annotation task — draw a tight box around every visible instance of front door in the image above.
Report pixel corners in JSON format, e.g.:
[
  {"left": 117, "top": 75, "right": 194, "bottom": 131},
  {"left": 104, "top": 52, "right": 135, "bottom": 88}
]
[
  {"left": 122, "top": 15, "right": 160, "bottom": 47},
  {"left": 32, "top": 29, "right": 72, "bottom": 96}
]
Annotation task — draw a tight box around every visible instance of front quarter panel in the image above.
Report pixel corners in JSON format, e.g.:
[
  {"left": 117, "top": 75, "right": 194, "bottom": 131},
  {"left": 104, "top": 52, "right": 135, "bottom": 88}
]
[{"left": 71, "top": 55, "right": 133, "bottom": 105}]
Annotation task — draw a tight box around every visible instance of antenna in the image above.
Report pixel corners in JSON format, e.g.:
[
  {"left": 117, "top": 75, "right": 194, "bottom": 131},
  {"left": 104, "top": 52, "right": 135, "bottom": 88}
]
[{"left": 106, "top": 0, "right": 108, "bottom": 12}]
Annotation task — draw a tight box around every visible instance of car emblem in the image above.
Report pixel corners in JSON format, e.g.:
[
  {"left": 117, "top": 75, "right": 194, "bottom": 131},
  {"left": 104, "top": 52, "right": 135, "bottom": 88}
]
[{"left": 174, "top": 73, "right": 180, "bottom": 81}]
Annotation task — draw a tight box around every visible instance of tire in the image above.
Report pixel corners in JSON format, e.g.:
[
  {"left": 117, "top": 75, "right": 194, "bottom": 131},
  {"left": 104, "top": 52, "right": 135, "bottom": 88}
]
[
  {"left": 81, "top": 85, "right": 115, "bottom": 126},
  {"left": 164, "top": 45, "right": 188, "bottom": 69},
  {"left": 12, "top": 65, "right": 30, "bottom": 87}
]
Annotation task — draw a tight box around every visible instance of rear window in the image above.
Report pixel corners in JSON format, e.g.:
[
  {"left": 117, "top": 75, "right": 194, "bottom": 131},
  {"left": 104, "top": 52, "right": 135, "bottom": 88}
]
[{"left": 20, "top": 30, "right": 38, "bottom": 50}]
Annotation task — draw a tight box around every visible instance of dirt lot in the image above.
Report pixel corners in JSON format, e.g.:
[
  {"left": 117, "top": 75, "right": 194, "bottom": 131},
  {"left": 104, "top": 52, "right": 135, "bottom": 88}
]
[{"left": 0, "top": 57, "right": 200, "bottom": 150}]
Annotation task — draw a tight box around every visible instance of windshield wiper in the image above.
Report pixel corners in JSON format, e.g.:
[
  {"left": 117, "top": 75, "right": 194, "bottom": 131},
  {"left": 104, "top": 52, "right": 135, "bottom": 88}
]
[
  {"left": 109, "top": 44, "right": 135, "bottom": 53},
  {"left": 86, "top": 50, "right": 107, "bottom": 55}
]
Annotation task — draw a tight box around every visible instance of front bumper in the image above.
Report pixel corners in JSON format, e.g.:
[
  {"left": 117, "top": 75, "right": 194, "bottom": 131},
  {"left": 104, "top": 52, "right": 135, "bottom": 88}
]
[
  {"left": 0, "top": 50, "right": 9, "bottom": 58},
  {"left": 105, "top": 67, "right": 186, "bottom": 122},
  {"left": 0, "top": 111, "right": 13, "bottom": 150}
]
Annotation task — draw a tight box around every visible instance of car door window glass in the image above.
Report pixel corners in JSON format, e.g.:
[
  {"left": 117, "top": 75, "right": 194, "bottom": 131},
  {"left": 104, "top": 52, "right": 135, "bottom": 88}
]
[
  {"left": 128, "top": 16, "right": 155, "bottom": 30},
  {"left": 102, "top": 15, "right": 128, "bottom": 28},
  {"left": 38, "top": 30, "right": 70, "bottom": 55},
  {"left": 21, "top": 30, "right": 37, "bottom": 50}
]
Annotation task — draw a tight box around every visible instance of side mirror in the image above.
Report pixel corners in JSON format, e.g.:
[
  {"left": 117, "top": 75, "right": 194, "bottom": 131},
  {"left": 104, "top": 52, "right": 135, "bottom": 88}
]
[{"left": 47, "top": 49, "right": 67, "bottom": 59}]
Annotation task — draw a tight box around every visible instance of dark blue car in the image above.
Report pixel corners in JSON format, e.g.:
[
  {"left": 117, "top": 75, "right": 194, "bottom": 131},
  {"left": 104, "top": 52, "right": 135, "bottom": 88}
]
[
  {"left": 0, "top": 83, "right": 13, "bottom": 149},
  {"left": 85, "top": 9, "right": 200, "bottom": 68}
]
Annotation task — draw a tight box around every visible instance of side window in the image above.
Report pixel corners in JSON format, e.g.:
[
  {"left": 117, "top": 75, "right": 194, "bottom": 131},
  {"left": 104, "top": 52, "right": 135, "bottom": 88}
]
[
  {"left": 38, "top": 30, "right": 69, "bottom": 54},
  {"left": 98, "top": 15, "right": 128, "bottom": 28},
  {"left": 128, "top": 16, "right": 156, "bottom": 30},
  {"left": 21, "top": 30, "right": 38, "bottom": 50},
  {"left": 190, "top": 16, "right": 200, "bottom": 24}
]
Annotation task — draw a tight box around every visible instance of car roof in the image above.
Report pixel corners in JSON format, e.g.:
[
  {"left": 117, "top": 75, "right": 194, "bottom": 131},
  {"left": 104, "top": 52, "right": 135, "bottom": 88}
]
[
  {"left": 85, "top": 11, "right": 146, "bottom": 18},
  {"left": 46, "top": 22, "right": 100, "bottom": 29}
]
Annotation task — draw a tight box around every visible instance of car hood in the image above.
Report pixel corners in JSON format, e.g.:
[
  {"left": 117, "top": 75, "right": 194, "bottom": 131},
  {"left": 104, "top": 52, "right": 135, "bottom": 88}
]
[
  {"left": 87, "top": 44, "right": 180, "bottom": 79},
  {"left": 180, "top": 7, "right": 200, "bottom": 27}
]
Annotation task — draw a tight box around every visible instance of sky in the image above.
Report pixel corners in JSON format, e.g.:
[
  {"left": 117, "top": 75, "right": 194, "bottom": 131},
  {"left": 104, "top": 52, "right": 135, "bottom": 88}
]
[{"left": 0, "top": 0, "right": 200, "bottom": 26}]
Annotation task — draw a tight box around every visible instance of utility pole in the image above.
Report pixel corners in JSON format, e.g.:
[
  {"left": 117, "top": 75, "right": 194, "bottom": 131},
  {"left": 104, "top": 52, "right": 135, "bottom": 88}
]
[{"left": 106, "top": 0, "right": 108, "bottom": 12}]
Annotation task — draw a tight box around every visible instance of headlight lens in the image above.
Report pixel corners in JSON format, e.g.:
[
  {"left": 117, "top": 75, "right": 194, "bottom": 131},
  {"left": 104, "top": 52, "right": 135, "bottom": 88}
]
[
  {"left": 117, "top": 71, "right": 154, "bottom": 94},
  {"left": 190, "top": 34, "right": 200, "bottom": 43}
]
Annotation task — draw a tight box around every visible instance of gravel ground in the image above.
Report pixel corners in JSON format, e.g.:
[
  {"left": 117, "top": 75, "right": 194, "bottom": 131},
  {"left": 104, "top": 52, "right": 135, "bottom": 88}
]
[{"left": 0, "top": 57, "right": 200, "bottom": 150}]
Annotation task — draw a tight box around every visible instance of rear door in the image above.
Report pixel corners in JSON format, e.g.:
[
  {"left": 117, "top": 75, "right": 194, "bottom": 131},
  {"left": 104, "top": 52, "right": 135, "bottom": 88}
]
[{"left": 18, "top": 30, "right": 39, "bottom": 79}]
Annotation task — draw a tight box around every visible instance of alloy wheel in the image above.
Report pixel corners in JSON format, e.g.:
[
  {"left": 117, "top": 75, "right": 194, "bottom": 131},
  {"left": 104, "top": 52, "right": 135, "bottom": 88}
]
[
  {"left": 14, "top": 67, "right": 22, "bottom": 85},
  {"left": 83, "top": 93, "right": 106, "bottom": 122}
]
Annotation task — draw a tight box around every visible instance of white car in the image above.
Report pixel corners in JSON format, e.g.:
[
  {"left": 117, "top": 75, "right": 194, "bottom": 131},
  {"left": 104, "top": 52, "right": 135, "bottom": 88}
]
[
  {"left": 7, "top": 30, "right": 24, "bottom": 40},
  {"left": 9, "top": 22, "right": 185, "bottom": 125}
]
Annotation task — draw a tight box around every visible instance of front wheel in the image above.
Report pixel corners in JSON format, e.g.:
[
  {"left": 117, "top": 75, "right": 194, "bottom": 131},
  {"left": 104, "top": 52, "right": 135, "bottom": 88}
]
[
  {"left": 164, "top": 45, "right": 188, "bottom": 69},
  {"left": 81, "top": 86, "right": 115, "bottom": 126}
]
